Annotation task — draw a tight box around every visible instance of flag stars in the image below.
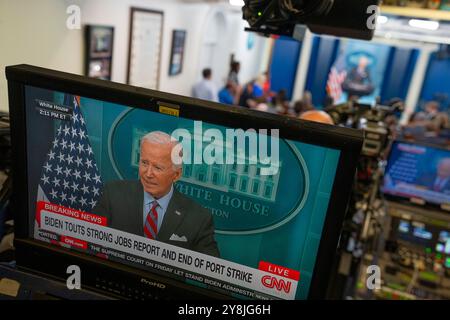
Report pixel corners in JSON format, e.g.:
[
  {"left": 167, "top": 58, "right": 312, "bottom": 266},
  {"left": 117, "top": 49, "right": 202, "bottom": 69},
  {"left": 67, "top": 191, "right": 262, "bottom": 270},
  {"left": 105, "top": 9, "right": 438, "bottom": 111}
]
[
  {"left": 50, "top": 189, "right": 58, "bottom": 198},
  {"left": 55, "top": 165, "right": 63, "bottom": 175},
  {"left": 63, "top": 180, "right": 70, "bottom": 189},
  {"left": 58, "top": 152, "right": 66, "bottom": 163},
  {"left": 89, "top": 199, "right": 97, "bottom": 208},
  {"left": 41, "top": 175, "right": 50, "bottom": 185},
  {"left": 64, "top": 167, "right": 72, "bottom": 177},
  {"left": 52, "top": 177, "right": 60, "bottom": 187},
  {"left": 79, "top": 129, "right": 86, "bottom": 140},
  {"left": 40, "top": 98, "right": 103, "bottom": 212},
  {"left": 92, "top": 186, "right": 100, "bottom": 196},
  {"left": 63, "top": 125, "right": 70, "bottom": 136},
  {"left": 75, "top": 156, "right": 83, "bottom": 167},
  {"left": 73, "top": 169, "right": 81, "bottom": 180},
  {"left": 93, "top": 174, "right": 101, "bottom": 184},
  {"left": 71, "top": 182, "right": 79, "bottom": 192},
  {"left": 69, "top": 195, "right": 77, "bottom": 204},
  {"left": 85, "top": 159, "right": 93, "bottom": 169},
  {"left": 43, "top": 163, "right": 52, "bottom": 173},
  {"left": 66, "top": 154, "right": 74, "bottom": 165},
  {"left": 60, "top": 139, "right": 67, "bottom": 149},
  {"left": 77, "top": 143, "right": 84, "bottom": 153},
  {"left": 81, "top": 184, "right": 90, "bottom": 194},
  {"left": 48, "top": 151, "right": 55, "bottom": 160},
  {"left": 80, "top": 197, "right": 87, "bottom": 206}
]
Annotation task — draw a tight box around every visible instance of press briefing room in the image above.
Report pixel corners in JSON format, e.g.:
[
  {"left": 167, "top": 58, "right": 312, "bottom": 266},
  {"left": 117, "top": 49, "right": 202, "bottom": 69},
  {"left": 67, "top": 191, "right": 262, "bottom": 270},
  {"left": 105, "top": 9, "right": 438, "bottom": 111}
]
[{"left": 0, "top": 0, "right": 450, "bottom": 307}]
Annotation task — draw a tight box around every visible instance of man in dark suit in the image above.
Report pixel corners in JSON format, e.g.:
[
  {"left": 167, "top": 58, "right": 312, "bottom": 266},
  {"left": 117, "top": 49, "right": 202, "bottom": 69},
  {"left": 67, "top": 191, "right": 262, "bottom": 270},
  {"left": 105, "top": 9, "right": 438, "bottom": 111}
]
[
  {"left": 342, "top": 56, "right": 374, "bottom": 99},
  {"left": 93, "top": 131, "right": 220, "bottom": 257},
  {"left": 418, "top": 157, "right": 450, "bottom": 194}
]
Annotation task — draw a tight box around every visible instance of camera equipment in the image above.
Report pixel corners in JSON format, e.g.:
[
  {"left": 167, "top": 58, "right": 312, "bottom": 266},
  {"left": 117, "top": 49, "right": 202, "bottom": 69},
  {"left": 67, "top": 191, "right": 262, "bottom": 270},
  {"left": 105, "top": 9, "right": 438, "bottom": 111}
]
[
  {"left": 325, "top": 100, "right": 403, "bottom": 157},
  {"left": 243, "top": 0, "right": 382, "bottom": 41},
  {"left": 325, "top": 99, "right": 403, "bottom": 298}
]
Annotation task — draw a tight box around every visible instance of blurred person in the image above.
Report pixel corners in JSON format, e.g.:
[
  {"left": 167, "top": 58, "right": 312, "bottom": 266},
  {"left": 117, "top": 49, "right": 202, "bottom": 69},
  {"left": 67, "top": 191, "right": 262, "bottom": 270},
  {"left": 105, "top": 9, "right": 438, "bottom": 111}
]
[
  {"left": 418, "top": 157, "right": 450, "bottom": 193},
  {"left": 238, "top": 82, "right": 255, "bottom": 108},
  {"left": 342, "top": 56, "right": 374, "bottom": 99},
  {"left": 421, "top": 101, "right": 449, "bottom": 132},
  {"left": 405, "top": 101, "right": 449, "bottom": 136},
  {"left": 192, "top": 68, "right": 218, "bottom": 102},
  {"left": 218, "top": 81, "right": 235, "bottom": 105},
  {"left": 300, "top": 110, "right": 335, "bottom": 125},
  {"left": 228, "top": 61, "right": 242, "bottom": 105},
  {"left": 253, "top": 77, "right": 264, "bottom": 98},
  {"left": 262, "top": 71, "right": 271, "bottom": 95},
  {"left": 227, "top": 61, "right": 241, "bottom": 87},
  {"left": 238, "top": 80, "right": 263, "bottom": 109},
  {"left": 293, "top": 91, "right": 315, "bottom": 116},
  {"left": 255, "top": 73, "right": 270, "bottom": 98},
  {"left": 323, "top": 93, "right": 334, "bottom": 109},
  {"left": 249, "top": 96, "right": 272, "bottom": 113},
  {"left": 273, "top": 89, "right": 294, "bottom": 116}
]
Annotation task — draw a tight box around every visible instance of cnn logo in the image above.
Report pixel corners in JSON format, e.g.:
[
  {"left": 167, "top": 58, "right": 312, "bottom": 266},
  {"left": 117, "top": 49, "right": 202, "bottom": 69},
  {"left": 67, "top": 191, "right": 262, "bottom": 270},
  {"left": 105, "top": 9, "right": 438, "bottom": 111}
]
[{"left": 261, "top": 275, "right": 291, "bottom": 293}]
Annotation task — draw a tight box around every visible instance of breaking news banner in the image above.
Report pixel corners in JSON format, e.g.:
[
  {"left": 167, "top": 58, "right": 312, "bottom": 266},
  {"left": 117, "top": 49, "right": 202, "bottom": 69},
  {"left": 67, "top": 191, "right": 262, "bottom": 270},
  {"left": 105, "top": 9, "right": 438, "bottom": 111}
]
[{"left": 37, "top": 202, "right": 298, "bottom": 300}]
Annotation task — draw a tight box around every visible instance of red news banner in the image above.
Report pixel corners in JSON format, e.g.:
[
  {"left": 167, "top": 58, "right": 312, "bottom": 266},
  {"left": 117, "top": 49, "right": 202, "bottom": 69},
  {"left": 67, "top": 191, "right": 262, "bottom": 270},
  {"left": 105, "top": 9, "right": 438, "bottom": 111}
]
[
  {"left": 36, "top": 201, "right": 300, "bottom": 299},
  {"left": 36, "top": 201, "right": 106, "bottom": 250}
]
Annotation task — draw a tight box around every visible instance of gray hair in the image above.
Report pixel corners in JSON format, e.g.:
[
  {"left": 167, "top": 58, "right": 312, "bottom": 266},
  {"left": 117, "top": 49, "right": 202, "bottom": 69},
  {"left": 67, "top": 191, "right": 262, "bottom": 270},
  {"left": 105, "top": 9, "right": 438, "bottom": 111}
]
[
  {"left": 438, "top": 157, "right": 450, "bottom": 167},
  {"left": 140, "top": 131, "right": 183, "bottom": 170}
]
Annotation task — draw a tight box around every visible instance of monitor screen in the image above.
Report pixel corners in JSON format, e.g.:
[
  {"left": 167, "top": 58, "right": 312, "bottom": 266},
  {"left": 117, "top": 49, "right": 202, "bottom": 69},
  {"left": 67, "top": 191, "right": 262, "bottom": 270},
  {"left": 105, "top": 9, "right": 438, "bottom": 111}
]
[
  {"left": 382, "top": 141, "right": 450, "bottom": 207},
  {"left": 397, "top": 220, "right": 435, "bottom": 246},
  {"left": 398, "top": 220, "right": 410, "bottom": 233},
  {"left": 6, "top": 65, "right": 362, "bottom": 300}
]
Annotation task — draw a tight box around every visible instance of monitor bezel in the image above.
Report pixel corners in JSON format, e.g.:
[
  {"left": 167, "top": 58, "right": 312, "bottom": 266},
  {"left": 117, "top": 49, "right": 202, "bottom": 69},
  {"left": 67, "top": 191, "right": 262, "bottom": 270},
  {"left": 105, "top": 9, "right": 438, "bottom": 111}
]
[{"left": 6, "top": 64, "right": 363, "bottom": 300}]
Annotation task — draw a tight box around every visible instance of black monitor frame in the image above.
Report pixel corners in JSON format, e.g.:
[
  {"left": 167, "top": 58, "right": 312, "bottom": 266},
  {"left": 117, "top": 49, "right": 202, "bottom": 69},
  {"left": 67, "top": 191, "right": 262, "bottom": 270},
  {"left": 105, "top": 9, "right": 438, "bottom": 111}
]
[{"left": 6, "top": 64, "right": 363, "bottom": 300}]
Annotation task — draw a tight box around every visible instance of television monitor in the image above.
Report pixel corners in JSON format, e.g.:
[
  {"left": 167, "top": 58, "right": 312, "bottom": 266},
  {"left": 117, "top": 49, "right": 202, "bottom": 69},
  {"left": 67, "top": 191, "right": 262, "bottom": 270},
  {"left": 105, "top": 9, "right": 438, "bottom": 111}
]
[
  {"left": 382, "top": 140, "right": 450, "bottom": 209},
  {"left": 439, "top": 231, "right": 450, "bottom": 243},
  {"left": 6, "top": 65, "right": 362, "bottom": 300},
  {"left": 398, "top": 220, "right": 410, "bottom": 233},
  {"left": 395, "top": 219, "right": 435, "bottom": 247}
]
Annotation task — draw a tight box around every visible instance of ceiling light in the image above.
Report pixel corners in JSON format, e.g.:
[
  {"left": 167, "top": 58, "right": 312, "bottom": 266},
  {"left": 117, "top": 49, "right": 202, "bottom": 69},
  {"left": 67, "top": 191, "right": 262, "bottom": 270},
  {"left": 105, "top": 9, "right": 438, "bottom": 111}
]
[
  {"left": 408, "top": 19, "right": 439, "bottom": 31},
  {"left": 229, "top": 0, "right": 245, "bottom": 7},
  {"left": 377, "top": 15, "right": 388, "bottom": 24}
]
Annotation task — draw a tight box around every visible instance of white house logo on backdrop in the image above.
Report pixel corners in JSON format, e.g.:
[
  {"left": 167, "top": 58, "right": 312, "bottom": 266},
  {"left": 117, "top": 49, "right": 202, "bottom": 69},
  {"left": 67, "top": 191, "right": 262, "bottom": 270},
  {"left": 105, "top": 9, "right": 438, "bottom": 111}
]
[{"left": 110, "top": 113, "right": 308, "bottom": 235}]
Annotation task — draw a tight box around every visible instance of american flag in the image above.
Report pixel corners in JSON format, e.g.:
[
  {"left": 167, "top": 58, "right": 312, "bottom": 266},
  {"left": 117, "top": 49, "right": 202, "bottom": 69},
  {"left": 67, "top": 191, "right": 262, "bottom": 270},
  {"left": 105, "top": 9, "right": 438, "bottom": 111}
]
[
  {"left": 326, "top": 67, "right": 347, "bottom": 104},
  {"left": 37, "top": 94, "right": 103, "bottom": 213}
]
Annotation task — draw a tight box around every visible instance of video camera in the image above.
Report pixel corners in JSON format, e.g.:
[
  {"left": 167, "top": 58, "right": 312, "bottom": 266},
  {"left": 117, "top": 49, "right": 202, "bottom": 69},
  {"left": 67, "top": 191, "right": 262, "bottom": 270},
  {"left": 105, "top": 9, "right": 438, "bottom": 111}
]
[
  {"left": 325, "top": 99, "right": 404, "bottom": 157},
  {"left": 242, "top": 0, "right": 381, "bottom": 41}
]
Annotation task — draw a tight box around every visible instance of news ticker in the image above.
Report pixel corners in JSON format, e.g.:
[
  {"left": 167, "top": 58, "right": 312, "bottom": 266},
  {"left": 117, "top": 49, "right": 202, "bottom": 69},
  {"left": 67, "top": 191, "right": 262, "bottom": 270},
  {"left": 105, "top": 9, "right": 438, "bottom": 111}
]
[{"left": 35, "top": 202, "right": 300, "bottom": 300}]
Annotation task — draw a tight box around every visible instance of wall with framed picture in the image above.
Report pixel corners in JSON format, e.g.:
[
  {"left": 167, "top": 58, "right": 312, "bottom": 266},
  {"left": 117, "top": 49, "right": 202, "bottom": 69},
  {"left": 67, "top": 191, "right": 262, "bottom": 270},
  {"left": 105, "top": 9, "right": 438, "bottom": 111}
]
[
  {"left": 84, "top": 25, "right": 114, "bottom": 80},
  {"left": 127, "top": 7, "right": 164, "bottom": 89},
  {"left": 168, "top": 30, "right": 187, "bottom": 76}
]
